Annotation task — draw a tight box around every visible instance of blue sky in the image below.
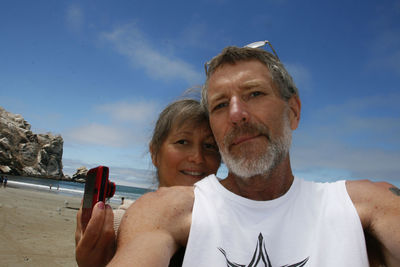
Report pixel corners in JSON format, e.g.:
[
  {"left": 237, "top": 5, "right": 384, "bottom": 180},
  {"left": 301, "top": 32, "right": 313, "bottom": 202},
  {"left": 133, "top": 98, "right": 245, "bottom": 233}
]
[{"left": 1, "top": 0, "right": 399, "bottom": 188}]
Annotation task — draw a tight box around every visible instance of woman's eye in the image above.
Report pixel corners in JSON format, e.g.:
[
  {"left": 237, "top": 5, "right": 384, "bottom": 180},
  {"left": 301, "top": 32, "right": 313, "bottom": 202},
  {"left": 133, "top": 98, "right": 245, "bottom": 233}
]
[
  {"left": 176, "top": 139, "right": 188, "bottom": 145},
  {"left": 204, "top": 143, "right": 218, "bottom": 151}
]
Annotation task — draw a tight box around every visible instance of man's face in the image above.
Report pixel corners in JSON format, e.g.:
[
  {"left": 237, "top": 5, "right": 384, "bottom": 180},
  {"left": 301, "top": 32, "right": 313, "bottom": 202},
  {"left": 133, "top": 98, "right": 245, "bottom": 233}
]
[{"left": 206, "top": 60, "right": 300, "bottom": 178}]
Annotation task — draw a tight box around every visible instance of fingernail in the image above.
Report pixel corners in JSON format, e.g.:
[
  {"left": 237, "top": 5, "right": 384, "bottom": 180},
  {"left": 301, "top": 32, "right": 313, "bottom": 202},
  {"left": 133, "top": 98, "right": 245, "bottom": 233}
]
[{"left": 98, "top": 201, "right": 105, "bottom": 210}]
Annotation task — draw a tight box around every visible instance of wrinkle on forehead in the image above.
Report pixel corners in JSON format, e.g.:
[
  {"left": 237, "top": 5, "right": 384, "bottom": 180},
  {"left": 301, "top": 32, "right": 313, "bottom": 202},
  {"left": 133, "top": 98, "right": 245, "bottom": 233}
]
[{"left": 207, "top": 61, "right": 278, "bottom": 103}]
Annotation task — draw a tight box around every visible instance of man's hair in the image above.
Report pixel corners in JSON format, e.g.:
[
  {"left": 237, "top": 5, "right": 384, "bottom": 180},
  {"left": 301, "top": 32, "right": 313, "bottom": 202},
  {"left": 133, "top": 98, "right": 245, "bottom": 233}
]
[
  {"left": 201, "top": 46, "right": 298, "bottom": 112},
  {"left": 149, "top": 98, "right": 209, "bottom": 162}
]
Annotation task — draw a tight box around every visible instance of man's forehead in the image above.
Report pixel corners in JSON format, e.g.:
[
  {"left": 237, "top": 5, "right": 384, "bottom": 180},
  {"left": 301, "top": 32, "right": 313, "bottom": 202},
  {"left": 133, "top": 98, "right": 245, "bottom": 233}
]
[
  {"left": 207, "top": 62, "right": 273, "bottom": 97},
  {"left": 209, "top": 60, "right": 271, "bottom": 82}
]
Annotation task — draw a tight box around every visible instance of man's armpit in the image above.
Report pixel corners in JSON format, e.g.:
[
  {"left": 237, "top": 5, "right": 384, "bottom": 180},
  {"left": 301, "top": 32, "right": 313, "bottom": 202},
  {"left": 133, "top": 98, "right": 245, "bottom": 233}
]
[{"left": 389, "top": 187, "right": 400, "bottom": 196}]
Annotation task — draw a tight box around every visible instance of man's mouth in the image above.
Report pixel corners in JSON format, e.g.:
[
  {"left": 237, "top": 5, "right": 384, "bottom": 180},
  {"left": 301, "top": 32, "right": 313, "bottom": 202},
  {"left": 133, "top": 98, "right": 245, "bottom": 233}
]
[
  {"left": 232, "top": 134, "right": 261, "bottom": 146},
  {"left": 223, "top": 122, "right": 271, "bottom": 151}
]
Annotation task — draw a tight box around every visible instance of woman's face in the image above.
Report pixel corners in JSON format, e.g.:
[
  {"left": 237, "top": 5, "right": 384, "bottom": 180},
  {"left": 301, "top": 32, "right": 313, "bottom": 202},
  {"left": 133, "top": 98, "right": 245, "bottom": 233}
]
[{"left": 153, "top": 121, "right": 221, "bottom": 187}]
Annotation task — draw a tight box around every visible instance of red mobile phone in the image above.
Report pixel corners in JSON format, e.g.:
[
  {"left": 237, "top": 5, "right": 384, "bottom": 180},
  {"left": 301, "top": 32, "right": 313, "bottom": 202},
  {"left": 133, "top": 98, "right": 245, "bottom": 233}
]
[{"left": 81, "top": 166, "right": 116, "bottom": 232}]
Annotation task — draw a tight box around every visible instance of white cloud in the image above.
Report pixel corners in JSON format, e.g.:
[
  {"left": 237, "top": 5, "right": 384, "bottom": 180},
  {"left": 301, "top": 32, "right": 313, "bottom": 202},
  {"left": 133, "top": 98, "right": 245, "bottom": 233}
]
[
  {"left": 62, "top": 99, "right": 162, "bottom": 152},
  {"left": 320, "top": 93, "right": 399, "bottom": 114},
  {"left": 96, "top": 100, "right": 159, "bottom": 123},
  {"left": 292, "top": 140, "right": 400, "bottom": 182},
  {"left": 65, "top": 123, "right": 133, "bottom": 147},
  {"left": 292, "top": 93, "right": 400, "bottom": 183},
  {"left": 66, "top": 4, "right": 84, "bottom": 32},
  {"left": 101, "top": 24, "right": 202, "bottom": 84}
]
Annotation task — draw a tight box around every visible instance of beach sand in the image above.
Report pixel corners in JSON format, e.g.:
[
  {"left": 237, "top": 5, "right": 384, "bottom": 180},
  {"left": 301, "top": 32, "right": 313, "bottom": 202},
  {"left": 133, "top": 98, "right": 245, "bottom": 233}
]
[{"left": 0, "top": 186, "right": 82, "bottom": 266}]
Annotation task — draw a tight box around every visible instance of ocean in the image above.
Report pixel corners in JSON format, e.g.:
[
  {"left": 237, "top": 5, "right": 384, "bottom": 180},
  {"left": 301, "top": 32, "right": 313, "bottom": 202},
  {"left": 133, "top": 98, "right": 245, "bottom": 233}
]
[{"left": 3, "top": 175, "right": 154, "bottom": 205}]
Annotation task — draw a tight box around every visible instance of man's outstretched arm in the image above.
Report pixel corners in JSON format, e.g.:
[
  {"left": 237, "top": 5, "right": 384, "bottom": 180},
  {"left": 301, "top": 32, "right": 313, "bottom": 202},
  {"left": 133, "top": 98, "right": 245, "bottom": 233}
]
[
  {"left": 347, "top": 180, "right": 400, "bottom": 266},
  {"left": 108, "top": 186, "right": 193, "bottom": 266}
]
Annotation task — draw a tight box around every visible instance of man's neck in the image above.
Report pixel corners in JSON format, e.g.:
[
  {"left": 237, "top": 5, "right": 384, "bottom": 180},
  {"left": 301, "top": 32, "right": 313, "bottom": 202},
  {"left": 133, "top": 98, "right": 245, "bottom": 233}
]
[{"left": 220, "top": 157, "right": 294, "bottom": 201}]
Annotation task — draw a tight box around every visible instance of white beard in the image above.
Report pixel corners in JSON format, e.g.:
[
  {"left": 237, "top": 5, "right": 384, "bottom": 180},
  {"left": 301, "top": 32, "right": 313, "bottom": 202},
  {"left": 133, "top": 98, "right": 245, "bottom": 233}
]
[{"left": 220, "top": 112, "right": 292, "bottom": 179}]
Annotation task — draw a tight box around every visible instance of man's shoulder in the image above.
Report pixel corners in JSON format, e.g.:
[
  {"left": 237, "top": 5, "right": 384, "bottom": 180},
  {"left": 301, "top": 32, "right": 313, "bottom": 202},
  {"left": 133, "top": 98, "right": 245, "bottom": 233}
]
[
  {"left": 346, "top": 180, "right": 400, "bottom": 265},
  {"left": 346, "top": 179, "right": 396, "bottom": 201},
  {"left": 146, "top": 185, "right": 195, "bottom": 203},
  {"left": 118, "top": 186, "right": 194, "bottom": 247},
  {"left": 131, "top": 185, "right": 195, "bottom": 216},
  {"left": 345, "top": 179, "right": 399, "bottom": 227}
]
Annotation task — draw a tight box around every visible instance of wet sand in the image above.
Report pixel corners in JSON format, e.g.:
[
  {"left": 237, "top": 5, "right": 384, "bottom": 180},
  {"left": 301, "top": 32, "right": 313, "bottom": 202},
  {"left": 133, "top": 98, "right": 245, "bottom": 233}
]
[{"left": 0, "top": 186, "right": 81, "bottom": 266}]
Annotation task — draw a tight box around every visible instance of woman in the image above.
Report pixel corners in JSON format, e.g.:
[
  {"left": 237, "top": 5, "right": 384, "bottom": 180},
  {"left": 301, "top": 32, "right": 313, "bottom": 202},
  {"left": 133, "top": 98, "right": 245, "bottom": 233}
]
[{"left": 75, "top": 99, "right": 221, "bottom": 266}]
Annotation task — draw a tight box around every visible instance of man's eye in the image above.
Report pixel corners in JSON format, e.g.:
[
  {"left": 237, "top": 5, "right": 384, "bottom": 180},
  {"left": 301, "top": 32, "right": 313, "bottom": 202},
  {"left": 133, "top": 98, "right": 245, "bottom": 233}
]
[
  {"left": 213, "top": 102, "right": 228, "bottom": 111},
  {"left": 250, "top": 91, "right": 263, "bottom": 98}
]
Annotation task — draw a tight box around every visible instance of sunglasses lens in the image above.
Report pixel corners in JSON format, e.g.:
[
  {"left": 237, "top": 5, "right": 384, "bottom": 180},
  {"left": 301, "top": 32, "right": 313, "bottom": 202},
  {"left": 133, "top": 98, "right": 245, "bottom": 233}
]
[{"left": 244, "top": 41, "right": 266, "bottom": 48}]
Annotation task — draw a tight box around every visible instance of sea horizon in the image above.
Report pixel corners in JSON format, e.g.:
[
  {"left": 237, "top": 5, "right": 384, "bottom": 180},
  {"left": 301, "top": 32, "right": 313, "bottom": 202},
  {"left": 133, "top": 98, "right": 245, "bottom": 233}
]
[{"left": 3, "top": 175, "right": 153, "bottom": 205}]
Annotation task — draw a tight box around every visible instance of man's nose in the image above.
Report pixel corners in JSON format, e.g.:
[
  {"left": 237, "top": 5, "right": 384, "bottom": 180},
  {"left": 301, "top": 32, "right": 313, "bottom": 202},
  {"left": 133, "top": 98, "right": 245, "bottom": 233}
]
[{"left": 229, "top": 96, "right": 249, "bottom": 125}]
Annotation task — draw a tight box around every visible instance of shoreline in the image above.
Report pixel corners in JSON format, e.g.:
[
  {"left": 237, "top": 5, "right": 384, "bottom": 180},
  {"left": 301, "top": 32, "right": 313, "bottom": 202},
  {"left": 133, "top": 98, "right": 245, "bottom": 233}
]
[
  {"left": 1, "top": 173, "right": 81, "bottom": 183},
  {"left": 0, "top": 186, "right": 81, "bottom": 266}
]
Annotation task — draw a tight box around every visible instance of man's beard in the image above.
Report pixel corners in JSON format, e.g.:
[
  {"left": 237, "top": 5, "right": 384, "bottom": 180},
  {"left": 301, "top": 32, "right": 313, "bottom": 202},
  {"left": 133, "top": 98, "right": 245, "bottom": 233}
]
[{"left": 220, "top": 112, "right": 292, "bottom": 179}]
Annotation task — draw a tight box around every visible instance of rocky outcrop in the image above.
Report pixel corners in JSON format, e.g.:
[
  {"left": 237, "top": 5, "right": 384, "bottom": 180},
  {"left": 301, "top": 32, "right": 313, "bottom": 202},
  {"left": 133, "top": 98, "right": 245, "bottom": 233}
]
[
  {"left": 72, "top": 166, "right": 88, "bottom": 183},
  {"left": 0, "top": 106, "right": 64, "bottom": 178}
]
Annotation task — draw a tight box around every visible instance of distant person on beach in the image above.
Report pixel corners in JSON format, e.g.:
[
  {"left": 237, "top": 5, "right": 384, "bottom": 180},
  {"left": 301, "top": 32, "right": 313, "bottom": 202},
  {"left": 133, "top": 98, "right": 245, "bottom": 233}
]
[
  {"left": 3, "top": 176, "right": 7, "bottom": 188},
  {"left": 108, "top": 44, "right": 400, "bottom": 266},
  {"left": 75, "top": 99, "right": 221, "bottom": 267}
]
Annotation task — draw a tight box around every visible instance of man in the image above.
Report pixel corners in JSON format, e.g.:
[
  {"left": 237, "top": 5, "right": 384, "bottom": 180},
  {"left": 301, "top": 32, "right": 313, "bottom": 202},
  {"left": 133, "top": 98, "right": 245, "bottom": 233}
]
[{"left": 109, "top": 44, "right": 400, "bottom": 266}]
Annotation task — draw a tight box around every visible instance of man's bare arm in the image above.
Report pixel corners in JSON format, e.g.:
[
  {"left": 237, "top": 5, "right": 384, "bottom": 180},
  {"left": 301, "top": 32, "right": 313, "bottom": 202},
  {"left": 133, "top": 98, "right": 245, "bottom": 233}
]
[
  {"left": 108, "top": 186, "right": 193, "bottom": 266},
  {"left": 347, "top": 180, "right": 400, "bottom": 266}
]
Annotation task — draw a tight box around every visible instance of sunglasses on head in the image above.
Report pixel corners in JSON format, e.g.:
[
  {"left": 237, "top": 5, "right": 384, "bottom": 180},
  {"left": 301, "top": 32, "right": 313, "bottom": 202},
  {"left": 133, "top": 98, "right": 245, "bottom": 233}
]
[{"left": 204, "top": 40, "right": 279, "bottom": 75}]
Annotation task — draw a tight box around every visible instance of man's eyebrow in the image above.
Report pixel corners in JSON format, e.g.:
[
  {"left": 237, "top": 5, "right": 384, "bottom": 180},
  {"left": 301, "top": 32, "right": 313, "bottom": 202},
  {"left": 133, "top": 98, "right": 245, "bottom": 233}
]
[
  {"left": 240, "top": 80, "right": 263, "bottom": 88},
  {"left": 239, "top": 79, "right": 270, "bottom": 90},
  {"left": 208, "top": 92, "right": 226, "bottom": 105},
  {"left": 208, "top": 80, "right": 269, "bottom": 105}
]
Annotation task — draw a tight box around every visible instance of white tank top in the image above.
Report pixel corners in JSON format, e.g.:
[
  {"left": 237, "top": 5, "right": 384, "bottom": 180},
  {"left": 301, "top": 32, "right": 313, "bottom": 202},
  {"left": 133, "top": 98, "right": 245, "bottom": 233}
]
[{"left": 182, "top": 175, "right": 368, "bottom": 266}]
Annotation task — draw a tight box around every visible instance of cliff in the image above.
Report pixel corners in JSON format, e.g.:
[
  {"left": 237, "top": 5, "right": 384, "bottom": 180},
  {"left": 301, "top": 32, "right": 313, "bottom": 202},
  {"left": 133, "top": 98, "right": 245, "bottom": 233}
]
[{"left": 0, "top": 106, "right": 64, "bottom": 178}]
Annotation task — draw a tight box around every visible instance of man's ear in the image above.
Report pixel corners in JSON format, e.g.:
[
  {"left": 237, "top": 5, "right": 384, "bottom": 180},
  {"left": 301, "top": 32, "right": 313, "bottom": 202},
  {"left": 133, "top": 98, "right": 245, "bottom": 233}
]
[
  {"left": 288, "top": 96, "right": 301, "bottom": 130},
  {"left": 149, "top": 144, "right": 158, "bottom": 167}
]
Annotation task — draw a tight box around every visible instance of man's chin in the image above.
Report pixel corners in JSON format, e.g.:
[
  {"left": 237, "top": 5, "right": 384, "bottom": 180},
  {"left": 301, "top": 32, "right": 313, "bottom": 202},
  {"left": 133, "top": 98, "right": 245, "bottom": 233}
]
[
  {"left": 228, "top": 143, "right": 268, "bottom": 160},
  {"left": 223, "top": 156, "right": 270, "bottom": 179}
]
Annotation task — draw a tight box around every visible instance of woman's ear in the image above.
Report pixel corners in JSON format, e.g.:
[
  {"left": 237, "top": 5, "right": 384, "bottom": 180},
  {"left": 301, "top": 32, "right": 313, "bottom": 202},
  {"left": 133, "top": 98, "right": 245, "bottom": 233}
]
[
  {"left": 149, "top": 144, "right": 158, "bottom": 167},
  {"left": 288, "top": 96, "right": 301, "bottom": 130}
]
